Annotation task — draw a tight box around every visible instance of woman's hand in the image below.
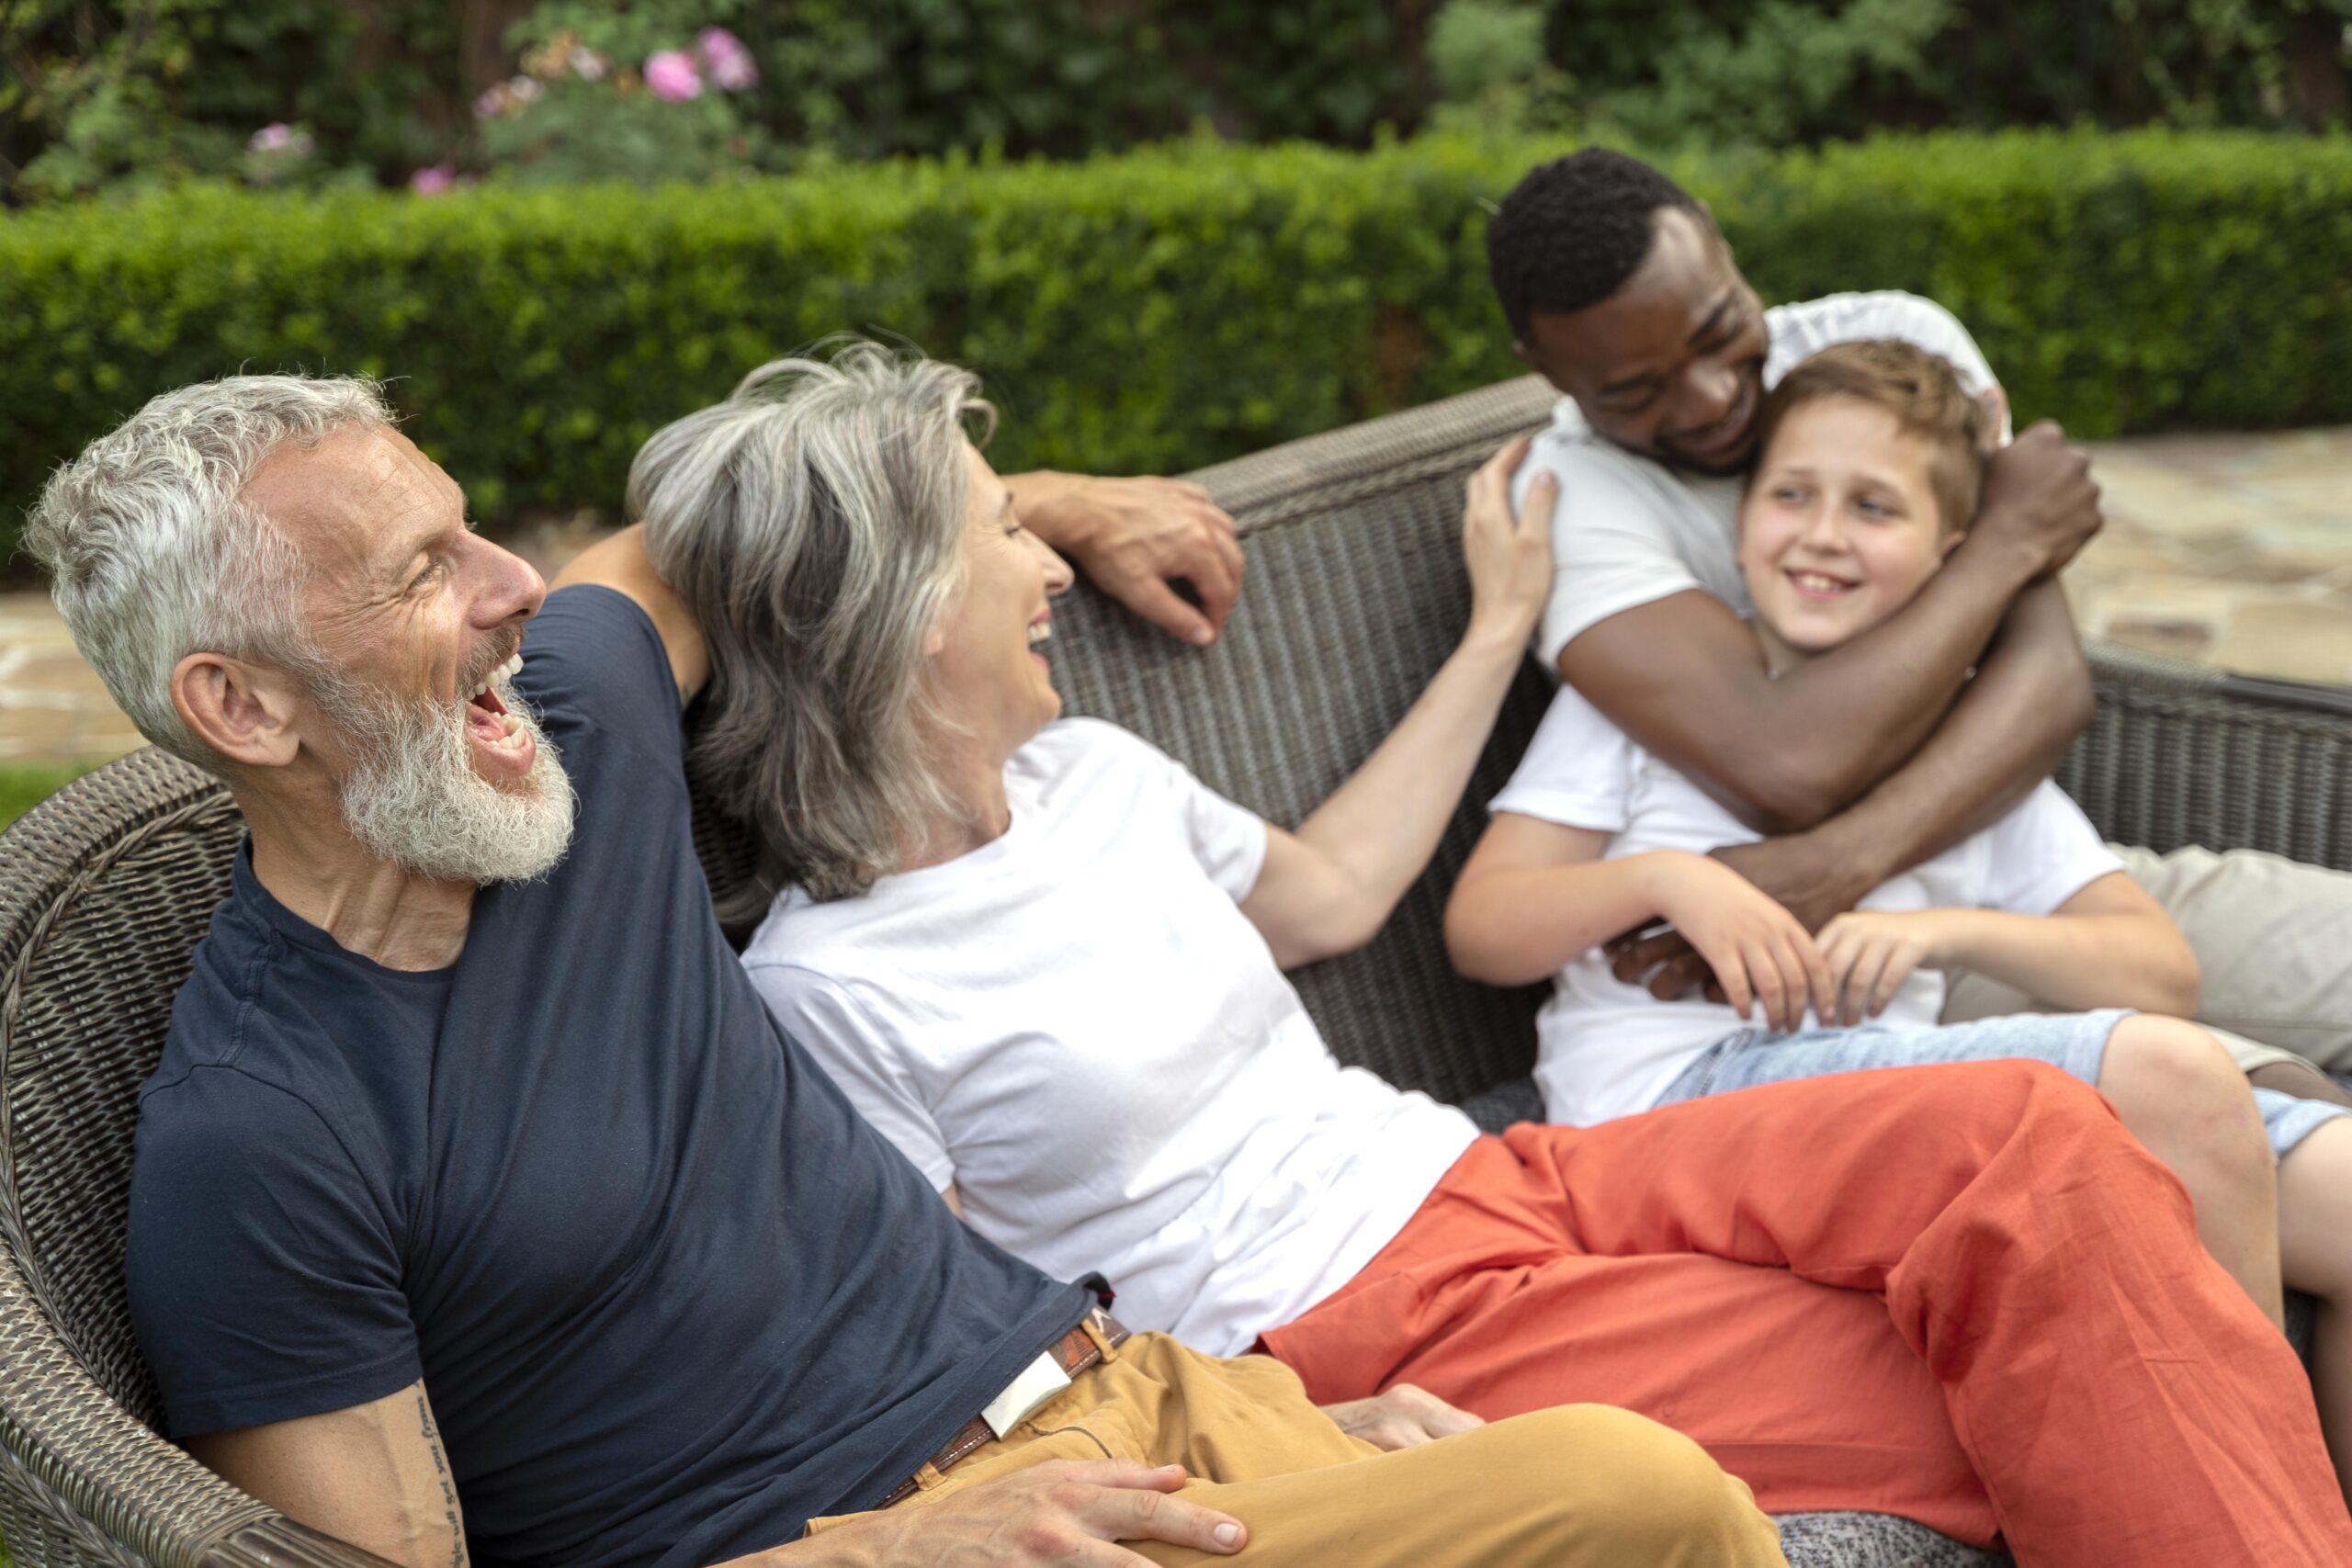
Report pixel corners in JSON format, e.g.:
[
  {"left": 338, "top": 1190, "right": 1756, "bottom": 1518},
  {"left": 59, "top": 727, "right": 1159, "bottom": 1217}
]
[
  {"left": 1816, "top": 909, "right": 1953, "bottom": 1024},
  {"left": 1460, "top": 436, "right": 1556, "bottom": 647},
  {"left": 1645, "top": 852, "right": 1830, "bottom": 1033},
  {"left": 1318, "top": 1384, "right": 1486, "bottom": 1450}
]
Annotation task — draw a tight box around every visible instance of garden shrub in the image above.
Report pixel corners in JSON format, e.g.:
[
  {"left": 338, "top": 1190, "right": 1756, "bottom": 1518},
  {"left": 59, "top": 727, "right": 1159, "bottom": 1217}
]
[{"left": 4, "top": 127, "right": 2348, "bottom": 564}]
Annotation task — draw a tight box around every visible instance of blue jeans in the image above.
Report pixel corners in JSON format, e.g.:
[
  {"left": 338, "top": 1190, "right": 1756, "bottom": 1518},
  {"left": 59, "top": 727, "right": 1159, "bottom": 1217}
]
[{"left": 1652, "top": 1009, "right": 2347, "bottom": 1160}]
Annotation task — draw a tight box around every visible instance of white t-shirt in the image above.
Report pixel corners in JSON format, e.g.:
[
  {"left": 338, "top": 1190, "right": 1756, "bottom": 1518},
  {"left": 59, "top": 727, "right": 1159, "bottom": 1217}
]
[
  {"left": 741, "top": 718, "right": 1480, "bottom": 1356},
  {"left": 1519, "top": 290, "right": 2004, "bottom": 670},
  {"left": 1493, "top": 685, "right": 2123, "bottom": 1127}
]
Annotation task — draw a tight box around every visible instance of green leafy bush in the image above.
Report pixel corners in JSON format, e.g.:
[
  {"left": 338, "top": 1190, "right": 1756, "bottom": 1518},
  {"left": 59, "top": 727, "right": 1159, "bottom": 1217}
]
[{"left": 5, "top": 128, "right": 2348, "bottom": 566}]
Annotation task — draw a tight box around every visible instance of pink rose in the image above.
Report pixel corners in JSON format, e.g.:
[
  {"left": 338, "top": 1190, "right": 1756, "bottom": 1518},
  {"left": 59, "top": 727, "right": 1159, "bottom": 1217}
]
[
  {"left": 409, "top": 163, "right": 457, "bottom": 196},
  {"left": 644, "top": 50, "right": 703, "bottom": 102},
  {"left": 473, "top": 85, "right": 508, "bottom": 120},
  {"left": 571, "top": 46, "right": 610, "bottom": 82},
  {"left": 697, "top": 28, "right": 759, "bottom": 91},
  {"left": 249, "top": 123, "right": 292, "bottom": 153}
]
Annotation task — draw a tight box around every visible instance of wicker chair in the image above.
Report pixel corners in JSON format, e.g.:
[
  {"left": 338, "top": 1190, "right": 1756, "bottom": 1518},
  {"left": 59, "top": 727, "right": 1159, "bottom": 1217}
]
[{"left": 6, "top": 376, "right": 2350, "bottom": 1568}]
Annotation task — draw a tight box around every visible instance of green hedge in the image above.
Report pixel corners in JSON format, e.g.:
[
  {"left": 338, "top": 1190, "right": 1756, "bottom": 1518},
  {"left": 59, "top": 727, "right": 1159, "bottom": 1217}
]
[{"left": 5, "top": 129, "right": 2350, "bottom": 563}]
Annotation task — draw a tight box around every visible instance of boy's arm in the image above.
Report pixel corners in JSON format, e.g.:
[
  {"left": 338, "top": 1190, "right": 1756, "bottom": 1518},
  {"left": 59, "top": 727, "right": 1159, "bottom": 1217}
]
[
  {"left": 1616, "top": 578, "right": 2093, "bottom": 1000},
  {"left": 1563, "top": 424, "right": 2099, "bottom": 835},
  {"left": 1817, "top": 873, "right": 2198, "bottom": 1023},
  {"left": 1446, "top": 814, "right": 1829, "bottom": 1032}
]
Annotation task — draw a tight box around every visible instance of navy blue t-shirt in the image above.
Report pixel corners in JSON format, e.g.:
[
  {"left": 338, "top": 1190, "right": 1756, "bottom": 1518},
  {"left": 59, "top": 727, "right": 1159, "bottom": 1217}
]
[{"left": 124, "top": 585, "right": 1092, "bottom": 1568}]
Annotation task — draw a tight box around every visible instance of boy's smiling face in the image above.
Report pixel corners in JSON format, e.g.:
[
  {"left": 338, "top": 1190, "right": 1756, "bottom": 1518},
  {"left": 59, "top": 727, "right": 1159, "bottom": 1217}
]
[{"left": 1737, "top": 395, "right": 1964, "bottom": 670}]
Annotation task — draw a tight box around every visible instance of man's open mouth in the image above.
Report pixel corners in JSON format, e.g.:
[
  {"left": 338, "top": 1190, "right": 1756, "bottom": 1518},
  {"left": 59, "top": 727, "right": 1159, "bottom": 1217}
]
[{"left": 465, "top": 654, "right": 529, "bottom": 753}]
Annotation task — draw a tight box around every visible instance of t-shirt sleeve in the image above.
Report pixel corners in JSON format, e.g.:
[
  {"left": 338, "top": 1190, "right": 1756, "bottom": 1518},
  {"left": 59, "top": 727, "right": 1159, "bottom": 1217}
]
[
  {"left": 1155, "top": 749, "right": 1269, "bottom": 903},
  {"left": 124, "top": 1070, "right": 419, "bottom": 1438},
  {"left": 1971, "top": 783, "right": 2126, "bottom": 916},
  {"left": 1488, "top": 684, "right": 1637, "bottom": 833},
  {"left": 1518, "top": 438, "right": 1708, "bottom": 670},
  {"left": 512, "top": 584, "right": 686, "bottom": 773},
  {"left": 747, "top": 966, "right": 956, "bottom": 1190}
]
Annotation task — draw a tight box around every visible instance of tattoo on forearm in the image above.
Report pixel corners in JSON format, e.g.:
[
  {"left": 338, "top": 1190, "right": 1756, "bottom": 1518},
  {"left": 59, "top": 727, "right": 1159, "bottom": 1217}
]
[{"left": 416, "top": 1395, "right": 468, "bottom": 1568}]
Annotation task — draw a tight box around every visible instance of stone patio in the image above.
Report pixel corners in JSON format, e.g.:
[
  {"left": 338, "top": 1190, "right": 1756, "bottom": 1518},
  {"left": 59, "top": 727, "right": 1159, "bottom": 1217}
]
[{"left": 5, "top": 429, "right": 2349, "bottom": 766}]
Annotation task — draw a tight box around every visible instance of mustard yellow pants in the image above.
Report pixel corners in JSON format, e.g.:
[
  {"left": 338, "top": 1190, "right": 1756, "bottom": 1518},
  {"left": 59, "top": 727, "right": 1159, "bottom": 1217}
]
[{"left": 809, "top": 1330, "right": 1785, "bottom": 1566}]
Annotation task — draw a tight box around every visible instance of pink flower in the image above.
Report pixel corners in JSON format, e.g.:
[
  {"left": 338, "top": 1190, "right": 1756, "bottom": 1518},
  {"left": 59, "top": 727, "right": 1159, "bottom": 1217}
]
[
  {"left": 473, "top": 85, "right": 508, "bottom": 120},
  {"left": 697, "top": 28, "right": 759, "bottom": 91},
  {"left": 571, "top": 46, "right": 609, "bottom": 81},
  {"left": 409, "top": 163, "right": 457, "bottom": 196},
  {"left": 508, "top": 74, "right": 542, "bottom": 106},
  {"left": 249, "top": 122, "right": 292, "bottom": 153},
  {"left": 644, "top": 50, "right": 703, "bottom": 101}
]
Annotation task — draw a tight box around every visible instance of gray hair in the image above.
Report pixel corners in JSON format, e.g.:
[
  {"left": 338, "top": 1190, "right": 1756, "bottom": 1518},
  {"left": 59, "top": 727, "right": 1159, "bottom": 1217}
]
[
  {"left": 634, "top": 342, "right": 993, "bottom": 912},
  {"left": 24, "top": 374, "right": 394, "bottom": 771}
]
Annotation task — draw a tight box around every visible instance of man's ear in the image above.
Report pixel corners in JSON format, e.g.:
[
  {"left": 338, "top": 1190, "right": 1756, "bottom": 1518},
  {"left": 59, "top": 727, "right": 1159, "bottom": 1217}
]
[{"left": 172, "top": 651, "right": 306, "bottom": 771}]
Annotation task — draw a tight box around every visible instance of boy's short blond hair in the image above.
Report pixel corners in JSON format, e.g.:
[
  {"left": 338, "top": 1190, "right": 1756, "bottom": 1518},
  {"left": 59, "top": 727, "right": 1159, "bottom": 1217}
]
[{"left": 1750, "top": 340, "right": 1993, "bottom": 535}]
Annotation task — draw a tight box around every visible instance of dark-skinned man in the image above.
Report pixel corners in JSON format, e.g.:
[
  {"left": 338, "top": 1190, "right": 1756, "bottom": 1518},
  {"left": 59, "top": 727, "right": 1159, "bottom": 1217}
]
[{"left": 1487, "top": 147, "right": 2352, "bottom": 1109}]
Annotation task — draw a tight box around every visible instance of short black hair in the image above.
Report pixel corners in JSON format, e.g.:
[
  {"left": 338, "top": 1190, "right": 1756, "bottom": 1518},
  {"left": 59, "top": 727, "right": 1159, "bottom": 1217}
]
[{"left": 1487, "top": 149, "right": 1702, "bottom": 342}]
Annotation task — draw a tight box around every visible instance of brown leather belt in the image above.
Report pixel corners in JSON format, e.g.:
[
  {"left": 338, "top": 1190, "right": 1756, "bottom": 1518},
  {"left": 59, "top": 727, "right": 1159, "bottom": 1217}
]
[{"left": 878, "top": 1307, "right": 1129, "bottom": 1509}]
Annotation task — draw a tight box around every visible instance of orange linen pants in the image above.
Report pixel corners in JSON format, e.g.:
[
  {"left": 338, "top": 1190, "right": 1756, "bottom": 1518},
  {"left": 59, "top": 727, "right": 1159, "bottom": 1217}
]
[
  {"left": 808, "top": 1332, "right": 1786, "bottom": 1565},
  {"left": 1261, "top": 1060, "right": 2352, "bottom": 1565}
]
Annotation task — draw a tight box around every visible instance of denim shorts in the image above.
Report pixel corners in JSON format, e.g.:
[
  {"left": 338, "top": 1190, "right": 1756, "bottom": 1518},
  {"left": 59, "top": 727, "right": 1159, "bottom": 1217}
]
[{"left": 1651, "top": 1009, "right": 2348, "bottom": 1161}]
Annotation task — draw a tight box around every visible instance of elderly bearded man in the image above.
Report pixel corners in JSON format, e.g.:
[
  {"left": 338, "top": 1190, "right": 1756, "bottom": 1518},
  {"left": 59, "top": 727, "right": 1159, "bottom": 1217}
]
[{"left": 23, "top": 377, "right": 1783, "bottom": 1568}]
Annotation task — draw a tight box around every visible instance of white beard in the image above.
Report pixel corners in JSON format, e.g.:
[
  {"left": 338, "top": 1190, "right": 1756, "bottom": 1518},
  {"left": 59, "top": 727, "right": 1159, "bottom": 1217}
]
[{"left": 313, "top": 666, "right": 576, "bottom": 886}]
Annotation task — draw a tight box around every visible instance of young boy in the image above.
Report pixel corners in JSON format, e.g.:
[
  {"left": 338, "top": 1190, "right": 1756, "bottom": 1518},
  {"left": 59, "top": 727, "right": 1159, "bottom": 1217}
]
[{"left": 1447, "top": 340, "right": 2352, "bottom": 1499}]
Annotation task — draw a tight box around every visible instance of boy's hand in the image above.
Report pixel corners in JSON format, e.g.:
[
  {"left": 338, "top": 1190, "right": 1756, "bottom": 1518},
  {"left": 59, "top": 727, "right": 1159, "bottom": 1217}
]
[
  {"left": 1646, "top": 852, "right": 1830, "bottom": 1034},
  {"left": 1816, "top": 909, "right": 1953, "bottom": 1024}
]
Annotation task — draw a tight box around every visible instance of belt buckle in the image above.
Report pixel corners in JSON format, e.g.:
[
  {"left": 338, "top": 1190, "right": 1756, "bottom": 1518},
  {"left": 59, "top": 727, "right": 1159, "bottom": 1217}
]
[{"left": 979, "top": 1350, "right": 1072, "bottom": 1438}]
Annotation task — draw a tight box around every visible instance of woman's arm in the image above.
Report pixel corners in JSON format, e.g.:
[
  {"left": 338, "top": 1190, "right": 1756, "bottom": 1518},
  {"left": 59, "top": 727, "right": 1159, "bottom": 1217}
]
[
  {"left": 1817, "top": 872, "right": 2199, "bottom": 1023},
  {"left": 1237, "top": 439, "right": 1555, "bottom": 967},
  {"left": 1445, "top": 815, "right": 1830, "bottom": 1032}
]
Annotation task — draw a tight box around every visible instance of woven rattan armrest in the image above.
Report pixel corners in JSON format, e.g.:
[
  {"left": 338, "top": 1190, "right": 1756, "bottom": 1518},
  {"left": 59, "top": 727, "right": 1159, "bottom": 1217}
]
[{"left": 0, "top": 751, "right": 393, "bottom": 1567}]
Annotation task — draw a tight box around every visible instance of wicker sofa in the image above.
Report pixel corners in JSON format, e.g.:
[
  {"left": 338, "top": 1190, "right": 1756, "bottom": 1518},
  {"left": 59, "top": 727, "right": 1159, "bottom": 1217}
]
[{"left": 6, "top": 376, "right": 2352, "bottom": 1568}]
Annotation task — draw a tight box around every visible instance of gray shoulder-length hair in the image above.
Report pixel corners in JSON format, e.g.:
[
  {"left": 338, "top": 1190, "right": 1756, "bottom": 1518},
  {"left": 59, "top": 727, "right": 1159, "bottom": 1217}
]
[{"left": 633, "top": 341, "right": 992, "bottom": 914}]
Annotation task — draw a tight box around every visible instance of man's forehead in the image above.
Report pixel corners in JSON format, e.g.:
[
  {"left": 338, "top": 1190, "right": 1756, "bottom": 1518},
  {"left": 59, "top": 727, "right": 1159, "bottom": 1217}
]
[
  {"left": 1532, "top": 209, "right": 1738, "bottom": 367},
  {"left": 243, "top": 426, "right": 460, "bottom": 565}
]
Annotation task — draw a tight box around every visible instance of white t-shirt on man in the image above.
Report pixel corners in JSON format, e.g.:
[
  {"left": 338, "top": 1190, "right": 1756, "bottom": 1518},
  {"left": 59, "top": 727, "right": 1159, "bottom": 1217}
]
[
  {"left": 1492, "top": 685, "right": 2123, "bottom": 1127},
  {"left": 741, "top": 718, "right": 1479, "bottom": 1356},
  {"left": 1518, "top": 290, "right": 2005, "bottom": 670}
]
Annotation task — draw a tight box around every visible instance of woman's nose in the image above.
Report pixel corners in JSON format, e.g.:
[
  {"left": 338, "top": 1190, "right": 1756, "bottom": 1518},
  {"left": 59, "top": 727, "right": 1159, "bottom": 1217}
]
[{"left": 1029, "top": 531, "right": 1076, "bottom": 595}]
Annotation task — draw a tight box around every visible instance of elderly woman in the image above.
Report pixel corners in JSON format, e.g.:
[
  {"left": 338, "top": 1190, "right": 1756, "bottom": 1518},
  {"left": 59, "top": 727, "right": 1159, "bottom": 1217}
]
[{"left": 634, "top": 343, "right": 2351, "bottom": 1565}]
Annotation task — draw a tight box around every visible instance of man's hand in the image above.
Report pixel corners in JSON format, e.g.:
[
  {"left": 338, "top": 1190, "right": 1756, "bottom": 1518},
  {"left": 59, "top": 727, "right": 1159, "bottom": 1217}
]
[
  {"left": 1008, "top": 471, "right": 1245, "bottom": 647},
  {"left": 786, "top": 1460, "right": 1245, "bottom": 1566},
  {"left": 1970, "top": 421, "right": 2101, "bottom": 576},
  {"left": 1610, "top": 833, "right": 1874, "bottom": 1006},
  {"left": 1317, "top": 1384, "right": 1485, "bottom": 1451}
]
